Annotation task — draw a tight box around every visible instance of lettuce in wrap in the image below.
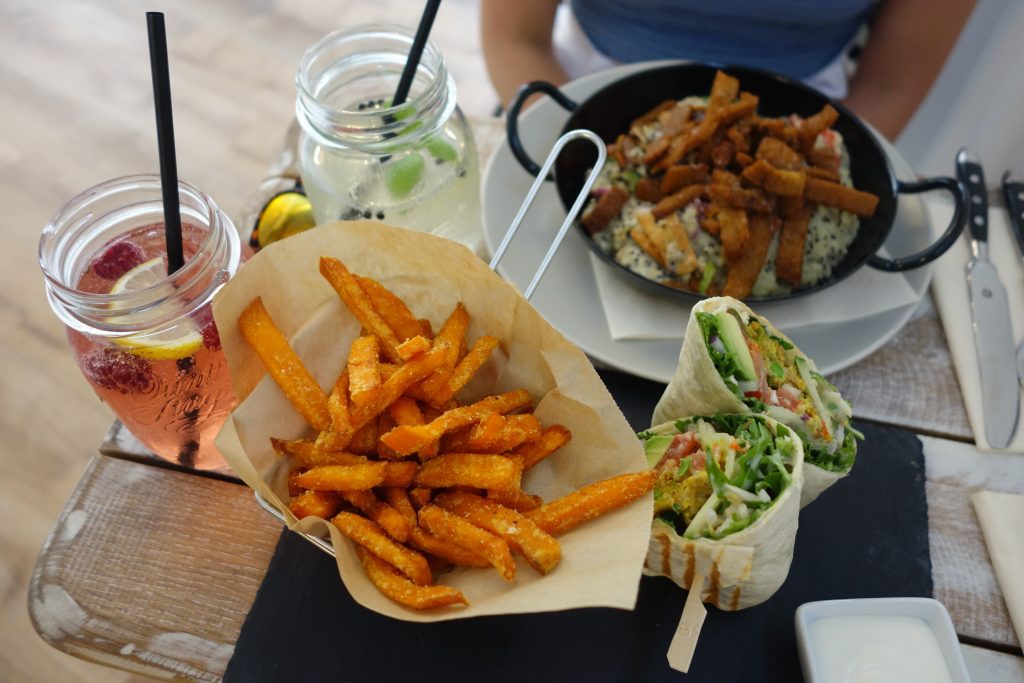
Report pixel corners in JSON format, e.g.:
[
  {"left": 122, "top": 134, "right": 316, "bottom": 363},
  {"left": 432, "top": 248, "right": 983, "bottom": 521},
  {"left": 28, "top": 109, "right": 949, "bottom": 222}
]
[
  {"left": 641, "top": 413, "right": 803, "bottom": 609},
  {"left": 653, "top": 297, "right": 862, "bottom": 505}
]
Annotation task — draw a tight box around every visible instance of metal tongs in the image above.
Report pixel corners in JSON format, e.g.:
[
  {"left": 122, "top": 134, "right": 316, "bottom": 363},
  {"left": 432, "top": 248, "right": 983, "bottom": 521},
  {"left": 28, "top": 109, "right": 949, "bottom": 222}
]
[{"left": 254, "top": 129, "right": 608, "bottom": 555}]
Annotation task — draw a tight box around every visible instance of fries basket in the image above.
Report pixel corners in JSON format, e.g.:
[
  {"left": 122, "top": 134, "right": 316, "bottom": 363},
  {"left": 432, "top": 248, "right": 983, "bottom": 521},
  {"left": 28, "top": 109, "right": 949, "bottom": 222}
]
[{"left": 252, "top": 129, "right": 608, "bottom": 557}]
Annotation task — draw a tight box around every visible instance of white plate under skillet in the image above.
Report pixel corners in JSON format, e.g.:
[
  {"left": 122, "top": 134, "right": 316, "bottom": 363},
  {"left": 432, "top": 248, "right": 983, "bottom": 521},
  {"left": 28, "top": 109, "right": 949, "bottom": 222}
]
[{"left": 481, "top": 61, "right": 937, "bottom": 382}]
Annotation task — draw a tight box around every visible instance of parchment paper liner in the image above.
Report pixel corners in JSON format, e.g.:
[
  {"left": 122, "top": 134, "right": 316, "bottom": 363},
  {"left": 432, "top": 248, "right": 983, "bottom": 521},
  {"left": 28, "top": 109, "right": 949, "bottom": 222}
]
[
  {"left": 213, "top": 220, "right": 652, "bottom": 622},
  {"left": 641, "top": 416, "right": 804, "bottom": 610},
  {"left": 652, "top": 296, "right": 851, "bottom": 506}
]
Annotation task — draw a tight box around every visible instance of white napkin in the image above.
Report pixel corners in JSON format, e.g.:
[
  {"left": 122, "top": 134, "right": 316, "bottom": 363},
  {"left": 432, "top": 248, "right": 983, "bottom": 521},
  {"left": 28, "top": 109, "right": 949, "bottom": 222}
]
[
  {"left": 930, "top": 201, "right": 1024, "bottom": 452},
  {"left": 971, "top": 490, "right": 1024, "bottom": 646},
  {"left": 592, "top": 248, "right": 920, "bottom": 340}
]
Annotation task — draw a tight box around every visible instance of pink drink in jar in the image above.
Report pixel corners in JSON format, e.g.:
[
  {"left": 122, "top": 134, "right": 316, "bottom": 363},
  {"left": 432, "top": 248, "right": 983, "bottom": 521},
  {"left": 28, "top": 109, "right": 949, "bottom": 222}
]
[{"left": 40, "top": 176, "right": 245, "bottom": 469}]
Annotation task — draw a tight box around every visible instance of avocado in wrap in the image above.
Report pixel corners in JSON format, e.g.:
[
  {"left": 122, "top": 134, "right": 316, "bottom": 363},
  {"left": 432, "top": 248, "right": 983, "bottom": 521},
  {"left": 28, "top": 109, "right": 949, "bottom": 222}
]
[
  {"left": 641, "top": 414, "right": 803, "bottom": 609},
  {"left": 652, "top": 296, "right": 862, "bottom": 506}
]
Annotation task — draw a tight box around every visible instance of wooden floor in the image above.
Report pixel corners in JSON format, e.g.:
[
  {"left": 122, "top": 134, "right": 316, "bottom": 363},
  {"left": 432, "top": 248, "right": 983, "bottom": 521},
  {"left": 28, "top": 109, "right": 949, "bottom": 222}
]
[{"left": 0, "top": 1, "right": 493, "bottom": 680}]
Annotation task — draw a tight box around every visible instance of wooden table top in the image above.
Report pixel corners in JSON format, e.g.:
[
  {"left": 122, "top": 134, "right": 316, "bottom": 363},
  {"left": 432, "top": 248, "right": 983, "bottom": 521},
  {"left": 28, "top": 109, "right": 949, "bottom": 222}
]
[
  {"left": 27, "top": 414, "right": 1024, "bottom": 680},
  {"left": 9, "top": 1, "right": 1023, "bottom": 681},
  {"left": 26, "top": 132, "right": 1024, "bottom": 683}
]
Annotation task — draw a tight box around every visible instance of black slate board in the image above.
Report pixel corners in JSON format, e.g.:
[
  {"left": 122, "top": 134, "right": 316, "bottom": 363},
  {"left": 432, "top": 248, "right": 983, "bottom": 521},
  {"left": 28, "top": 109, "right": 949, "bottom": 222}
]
[{"left": 225, "top": 369, "right": 931, "bottom": 682}]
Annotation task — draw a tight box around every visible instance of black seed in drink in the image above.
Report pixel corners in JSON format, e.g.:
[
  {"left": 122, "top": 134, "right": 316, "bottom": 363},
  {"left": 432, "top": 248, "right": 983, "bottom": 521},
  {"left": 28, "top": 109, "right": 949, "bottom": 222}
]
[
  {"left": 363, "top": 209, "right": 372, "bottom": 219},
  {"left": 435, "top": 157, "right": 445, "bottom": 165},
  {"left": 457, "top": 168, "right": 467, "bottom": 178},
  {"left": 176, "top": 356, "right": 195, "bottom": 374},
  {"left": 340, "top": 207, "right": 363, "bottom": 220},
  {"left": 376, "top": 210, "right": 385, "bottom": 220},
  {"left": 178, "top": 439, "right": 199, "bottom": 468}
]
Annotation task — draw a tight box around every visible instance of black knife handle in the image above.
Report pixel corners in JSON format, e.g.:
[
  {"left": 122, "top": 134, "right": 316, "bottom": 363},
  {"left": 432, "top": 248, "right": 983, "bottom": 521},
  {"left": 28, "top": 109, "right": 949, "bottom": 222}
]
[
  {"left": 1001, "top": 171, "right": 1024, "bottom": 257},
  {"left": 957, "top": 154, "right": 988, "bottom": 243}
]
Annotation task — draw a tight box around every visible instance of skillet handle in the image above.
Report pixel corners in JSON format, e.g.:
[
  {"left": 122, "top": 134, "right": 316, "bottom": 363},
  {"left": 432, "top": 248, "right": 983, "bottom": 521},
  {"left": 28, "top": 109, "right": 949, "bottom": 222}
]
[
  {"left": 506, "top": 81, "right": 579, "bottom": 178},
  {"left": 867, "top": 176, "right": 966, "bottom": 271}
]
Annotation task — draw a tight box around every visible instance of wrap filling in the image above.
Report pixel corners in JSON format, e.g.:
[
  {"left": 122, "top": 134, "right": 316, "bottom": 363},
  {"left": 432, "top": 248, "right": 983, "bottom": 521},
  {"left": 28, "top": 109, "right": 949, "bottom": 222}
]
[
  {"left": 696, "top": 308, "right": 861, "bottom": 472},
  {"left": 640, "top": 414, "right": 797, "bottom": 540}
]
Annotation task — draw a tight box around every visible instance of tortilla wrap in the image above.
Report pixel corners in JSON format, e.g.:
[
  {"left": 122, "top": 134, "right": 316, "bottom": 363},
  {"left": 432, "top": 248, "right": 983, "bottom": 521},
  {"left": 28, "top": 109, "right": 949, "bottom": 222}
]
[
  {"left": 653, "top": 296, "right": 851, "bottom": 506},
  {"left": 642, "top": 415, "right": 804, "bottom": 610}
]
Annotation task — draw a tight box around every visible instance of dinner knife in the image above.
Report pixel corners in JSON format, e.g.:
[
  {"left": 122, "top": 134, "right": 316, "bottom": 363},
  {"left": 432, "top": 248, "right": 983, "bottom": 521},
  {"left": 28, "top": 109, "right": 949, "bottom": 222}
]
[
  {"left": 1002, "top": 170, "right": 1024, "bottom": 390},
  {"left": 957, "top": 149, "right": 1019, "bottom": 448}
]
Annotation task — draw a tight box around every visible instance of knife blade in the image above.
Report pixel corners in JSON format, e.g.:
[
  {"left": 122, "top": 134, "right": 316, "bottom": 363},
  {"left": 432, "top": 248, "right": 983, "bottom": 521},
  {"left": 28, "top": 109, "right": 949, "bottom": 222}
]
[
  {"left": 957, "top": 149, "right": 1019, "bottom": 448},
  {"left": 1002, "top": 170, "right": 1024, "bottom": 391}
]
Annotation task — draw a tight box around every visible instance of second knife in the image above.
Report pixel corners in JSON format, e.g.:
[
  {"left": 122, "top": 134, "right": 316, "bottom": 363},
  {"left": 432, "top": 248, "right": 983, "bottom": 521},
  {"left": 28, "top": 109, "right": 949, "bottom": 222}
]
[{"left": 1002, "top": 170, "right": 1024, "bottom": 392}]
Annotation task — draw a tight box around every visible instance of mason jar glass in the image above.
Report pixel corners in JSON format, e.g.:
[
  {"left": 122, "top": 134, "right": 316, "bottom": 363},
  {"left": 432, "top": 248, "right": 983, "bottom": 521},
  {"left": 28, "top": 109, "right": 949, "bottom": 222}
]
[
  {"left": 295, "top": 24, "right": 483, "bottom": 254},
  {"left": 39, "top": 175, "right": 244, "bottom": 470}
]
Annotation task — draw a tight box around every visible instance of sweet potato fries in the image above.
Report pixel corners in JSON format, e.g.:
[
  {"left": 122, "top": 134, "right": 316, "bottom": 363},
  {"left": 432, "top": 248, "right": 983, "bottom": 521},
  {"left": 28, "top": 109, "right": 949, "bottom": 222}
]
[{"left": 238, "top": 257, "right": 654, "bottom": 609}]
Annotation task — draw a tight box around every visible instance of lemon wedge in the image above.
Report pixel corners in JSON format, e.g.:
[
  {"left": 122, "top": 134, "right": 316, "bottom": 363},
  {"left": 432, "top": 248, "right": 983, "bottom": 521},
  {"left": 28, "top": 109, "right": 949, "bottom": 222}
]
[
  {"left": 110, "top": 257, "right": 203, "bottom": 360},
  {"left": 257, "top": 192, "right": 316, "bottom": 247}
]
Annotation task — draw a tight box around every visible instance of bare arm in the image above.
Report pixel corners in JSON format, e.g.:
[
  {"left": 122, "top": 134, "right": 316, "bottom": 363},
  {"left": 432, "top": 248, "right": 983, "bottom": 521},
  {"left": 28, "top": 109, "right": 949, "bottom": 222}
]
[
  {"left": 844, "top": 0, "right": 976, "bottom": 139},
  {"left": 481, "top": 0, "right": 567, "bottom": 107}
]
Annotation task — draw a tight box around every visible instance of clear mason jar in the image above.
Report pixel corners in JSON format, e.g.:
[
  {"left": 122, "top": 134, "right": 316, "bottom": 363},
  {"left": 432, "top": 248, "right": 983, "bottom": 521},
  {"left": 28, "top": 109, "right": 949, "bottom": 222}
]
[
  {"left": 39, "top": 175, "right": 244, "bottom": 470},
  {"left": 296, "top": 24, "right": 483, "bottom": 254}
]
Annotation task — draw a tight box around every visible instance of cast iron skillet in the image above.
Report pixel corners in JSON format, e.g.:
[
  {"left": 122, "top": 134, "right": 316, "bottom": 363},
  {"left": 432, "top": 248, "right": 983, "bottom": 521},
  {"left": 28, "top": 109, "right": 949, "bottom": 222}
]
[{"left": 506, "top": 63, "right": 966, "bottom": 303}]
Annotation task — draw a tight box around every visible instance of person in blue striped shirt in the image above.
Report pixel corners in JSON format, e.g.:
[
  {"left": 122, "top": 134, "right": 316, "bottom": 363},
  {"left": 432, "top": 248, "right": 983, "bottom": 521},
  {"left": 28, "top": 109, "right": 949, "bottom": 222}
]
[{"left": 482, "top": 0, "right": 974, "bottom": 139}]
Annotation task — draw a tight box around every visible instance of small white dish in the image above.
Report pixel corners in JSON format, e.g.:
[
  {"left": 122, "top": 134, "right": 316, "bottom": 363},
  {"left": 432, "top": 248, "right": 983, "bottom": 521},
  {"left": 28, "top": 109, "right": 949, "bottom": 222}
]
[{"left": 795, "top": 598, "right": 971, "bottom": 683}]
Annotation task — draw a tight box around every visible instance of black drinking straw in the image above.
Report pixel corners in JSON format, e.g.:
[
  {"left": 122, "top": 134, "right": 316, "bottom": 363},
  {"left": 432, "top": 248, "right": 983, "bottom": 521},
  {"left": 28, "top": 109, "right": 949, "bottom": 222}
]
[
  {"left": 392, "top": 0, "right": 442, "bottom": 107},
  {"left": 146, "top": 12, "right": 185, "bottom": 275}
]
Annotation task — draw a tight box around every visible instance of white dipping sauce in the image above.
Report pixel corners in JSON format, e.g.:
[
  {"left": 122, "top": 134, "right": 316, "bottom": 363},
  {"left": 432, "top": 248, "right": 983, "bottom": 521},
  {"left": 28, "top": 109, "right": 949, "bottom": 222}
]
[{"left": 808, "top": 615, "right": 953, "bottom": 683}]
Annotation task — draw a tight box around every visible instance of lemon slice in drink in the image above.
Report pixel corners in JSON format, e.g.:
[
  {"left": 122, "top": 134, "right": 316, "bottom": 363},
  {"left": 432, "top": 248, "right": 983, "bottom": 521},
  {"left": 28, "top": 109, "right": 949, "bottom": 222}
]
[{"left": 110, "top": 257, "right": 203, "bottom": 360}]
